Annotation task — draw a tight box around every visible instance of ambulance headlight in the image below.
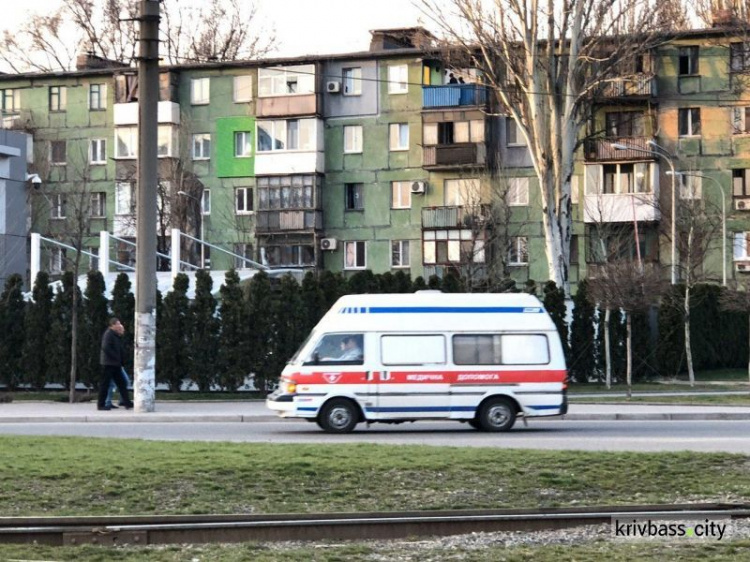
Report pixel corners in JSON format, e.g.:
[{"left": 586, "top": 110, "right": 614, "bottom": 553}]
[{"left": 283, "top": 381, "right": 297, "bottom": 394}]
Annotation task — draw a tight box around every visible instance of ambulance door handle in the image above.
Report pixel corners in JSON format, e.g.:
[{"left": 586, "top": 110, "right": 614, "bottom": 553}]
[{"left": 365, "top": 371, "right": 373, "bottom": 381}]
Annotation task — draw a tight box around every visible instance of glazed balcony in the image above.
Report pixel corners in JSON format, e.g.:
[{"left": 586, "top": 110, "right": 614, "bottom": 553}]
[
  {"left": 255, "top": 209, "right": 323, "bottom": 233},
  {"left": 584, "top": 137, "right": 654, "bottom": 162},
  {"left": 422, "top": 85, "right": 488, "bottom": 108},
  {"left": 422, "top": 205, "right": 492, "bottom": 229}
]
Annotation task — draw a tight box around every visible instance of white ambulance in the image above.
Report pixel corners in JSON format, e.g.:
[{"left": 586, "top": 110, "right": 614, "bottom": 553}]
[{"left": 266, "top": 291, "right": 568, "bottom": 433}]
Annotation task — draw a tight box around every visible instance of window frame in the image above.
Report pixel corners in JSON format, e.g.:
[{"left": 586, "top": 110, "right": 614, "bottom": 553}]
[
  {"left": 50, "top": 193, "right": 66, "bottom": 219},
  {"left": 192, "top": 133, "right": 211, "bottom": 160},
  {"left": 258, "top": 65, "right": 315, "bottom": 97},
  {"left": 507, "top": 177, "right": 529, "bottom": 206},
  {"left": 201, "top": 189, "right": 211, "bottom": 215},
  {"left": 344, "top": 240, "right": 367, "bottom": 270},
  {"left": 342, "top": 67, "right": 362, "bottom": 96},
  {"left": 678, "top": 107, "right": 701, "bottom": 137},
  {"left": 89, "top": 83, "right": 107, "bottom": 110},
  {"left": 389, "top": 123, "right": 409, "bottom": 151},
  {"left": 391, "top": 181, "right": 412, "bottom": 209},
  {"left": 1, "top": 88, "right": 20, "bottom": 112},
  {"left": 345, "top": 182, "right": 364, "bottom": 211},
  {"left": 233, "top": 75, "right": 253, "bottom": 103},
  {"left": 343, "top": 125, "right": 363, "bottom": 153},
  {"left": 49, "top": 140, "right": 67, "bottom": 166},
  {"left": 387, "top": 64, "right": 408, "bottom": 94},
  {"left": 678, "top": 46, "right": 699, "bottom": 76},
  {"left": 235, "top": 187, "right": 254, "bottom": 214},
  {"left": 89, "top": 192, "right": 106, "bottom": 218},
  {"left": 115, "top": 182, "right": 135, "bottom": 215},
  {"left": 391, "top": 240, "right": 410, "bottom": 268},
  {"left": 234, "top": 131, "right": 253, "bottom": 157},
  {"left": 508, "top": 236, "right": 529, "bottom": 266},
  {"left": 115, "top": 126, "right": 138, "bottom": 159},
  {"left": 48, "top": 85, "right": 66, "bottom": 112},
  {"left": 191, "top": 77, "right": 210, "bottom": 105},
  {"left": 90, "top": 138, "right": 106, "bottom": 165}
]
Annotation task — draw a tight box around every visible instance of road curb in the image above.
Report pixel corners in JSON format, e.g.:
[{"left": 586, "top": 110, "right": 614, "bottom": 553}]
[{"left": 2, "top": 413, "right": 750, "bottom": 424}]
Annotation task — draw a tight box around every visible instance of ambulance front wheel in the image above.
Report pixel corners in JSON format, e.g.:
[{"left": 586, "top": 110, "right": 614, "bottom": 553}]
[
  {"left": 479, "top": 397, "right": 516, "bottom": 432},
  {"left": 318, "top": 399, "right": 359, "bottom": 433}
]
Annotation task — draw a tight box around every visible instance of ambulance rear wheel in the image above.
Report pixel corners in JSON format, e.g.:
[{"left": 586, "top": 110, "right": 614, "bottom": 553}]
[
  {"left": 479, "top": 398, "right": 516, "bottom": 432},
  {"left": 318, "top": 399, "right": 359, "bottom": 433},
  {"left": 468, "top": 419, "right": 482, "bottom": 430}
]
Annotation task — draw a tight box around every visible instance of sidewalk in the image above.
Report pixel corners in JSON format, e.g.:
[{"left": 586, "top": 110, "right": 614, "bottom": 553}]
[{"left": 1, "top": 400, "right": 750, "bottom": 423}]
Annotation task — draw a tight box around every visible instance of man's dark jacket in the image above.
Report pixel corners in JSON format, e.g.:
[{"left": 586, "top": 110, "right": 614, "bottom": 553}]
[{"left": 100, "top": 329, "right": 125, "bottom": 367}]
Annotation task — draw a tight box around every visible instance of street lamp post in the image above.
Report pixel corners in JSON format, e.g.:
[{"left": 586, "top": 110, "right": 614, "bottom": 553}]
[
  {"left": 669, "top": 171, "right": 727, "bottom": 286},
  {"left": 611, "top": 141, "right": 677, "bottom": 284},
  {"left": 177, "top": 190, "right": 204, "bottom": 269}
]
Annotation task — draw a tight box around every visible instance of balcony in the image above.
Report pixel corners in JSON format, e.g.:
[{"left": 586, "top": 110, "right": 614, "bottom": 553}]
[
  {"left": 256, "top": 94, "right": 319, "bottom": 118},
  {"left": 113, "top": 101, "right": 180, "bottom": 125},
  {"left": 584, "top": 137, "right": 654, "bottom": 162},
  {"left": 423, "top": 85, "right": 488, "bottom": 108},
  {"left": 256, "top": 209, "right": 322, "bottom": 233},
  {"left": 423, "top": 143, "right": 486, "bottom": 169},
  {"left": 600, "top": 74, "right": 656, "bottom": 98},
  {"left": 583, "top": 192, "right": 660, "bottom": 223},
  {"left": 422, "top": 205, "right": 492, "bottom": 229}
]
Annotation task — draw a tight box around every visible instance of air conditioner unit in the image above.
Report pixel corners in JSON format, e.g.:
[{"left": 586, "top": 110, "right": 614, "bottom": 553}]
[
  {"left": 410, "top": 181, "right": 426, "bottom": 194},
  {"left": 736, "top": 262, "right": 750, "bottom": 273},
  {"left": 320, "top": 237, "right": 338, "bottom": 251},
  {"left": 326, "top": 81, "right": 341, "bottom": 93},
  {"left": 735, "top": 198, "right": 750, "bottom": 211}
]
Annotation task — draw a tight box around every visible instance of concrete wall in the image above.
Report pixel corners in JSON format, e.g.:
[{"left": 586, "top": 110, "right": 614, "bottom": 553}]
[{"left": 0, "top": 130, "right": 30, "bottom": 288}]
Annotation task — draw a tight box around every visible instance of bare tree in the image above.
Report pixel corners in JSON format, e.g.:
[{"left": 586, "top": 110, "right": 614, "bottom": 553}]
[
  {"left": 1, "top": 0, "right": 276, "bottom": 72},
  {"left": 419, "top": 0, "right": 669, "bottom": 295}
]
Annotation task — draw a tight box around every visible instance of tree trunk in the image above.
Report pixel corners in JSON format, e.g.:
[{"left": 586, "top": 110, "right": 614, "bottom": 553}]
[
  {"left": 626, "top": 312, "right": 632, "bottom": 400},
  {"left": 604, "top": 308, "right": 612, "bottom": 389},
  {"left": 684, "top": 284, "right": 695, "bottom": 387}
]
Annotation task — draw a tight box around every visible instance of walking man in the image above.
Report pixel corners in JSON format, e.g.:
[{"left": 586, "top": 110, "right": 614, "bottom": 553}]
[{"left": 98, "top": 317, "right": 134, "bottom": 411}]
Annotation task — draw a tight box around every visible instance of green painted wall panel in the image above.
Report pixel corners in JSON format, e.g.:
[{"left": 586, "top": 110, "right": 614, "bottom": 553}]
[{"left": 215, "top": 116, "right": 255, "bottom": 178}]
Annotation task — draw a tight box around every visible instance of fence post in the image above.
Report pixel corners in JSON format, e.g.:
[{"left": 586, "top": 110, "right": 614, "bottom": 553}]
[
  {"left": 99, "top": 230, "right": 110, "bottom": 275},
  {"left": 171, "top": 228, "right": 181, "bottom": 280}
]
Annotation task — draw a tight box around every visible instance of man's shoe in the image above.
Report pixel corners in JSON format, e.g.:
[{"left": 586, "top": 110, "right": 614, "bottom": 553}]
[
  {"left": 108, "top": 404, "right": 119, "bottom": 409},
  {"left": 97, "top": 406, "right": 112, "bottom": 411},
  {"left": 123, "top": 403, "right": 134, "bottom": 410}
]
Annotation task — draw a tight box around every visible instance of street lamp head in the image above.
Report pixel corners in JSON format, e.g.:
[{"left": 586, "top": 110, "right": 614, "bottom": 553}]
[{"left": 611, "top": 143, "right": 627, "bottom": 150}]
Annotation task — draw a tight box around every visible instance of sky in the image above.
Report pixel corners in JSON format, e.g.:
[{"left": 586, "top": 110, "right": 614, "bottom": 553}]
[{"left": 1, "top": 0, "right": 433, "bottom": 66}]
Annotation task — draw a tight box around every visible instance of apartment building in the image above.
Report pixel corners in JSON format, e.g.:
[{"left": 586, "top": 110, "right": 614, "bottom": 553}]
[{"left": 2, "top": 26, "right": 750, "bottom": 291}]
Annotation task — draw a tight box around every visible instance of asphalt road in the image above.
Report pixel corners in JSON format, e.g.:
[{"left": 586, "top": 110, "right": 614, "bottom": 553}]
[{"left": 1, "top": 419, "right": 750, "bottom": 453}]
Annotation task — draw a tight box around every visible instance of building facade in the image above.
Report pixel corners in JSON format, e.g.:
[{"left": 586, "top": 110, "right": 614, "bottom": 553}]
[{"left": 2, "top": 27, "right": 750, "bottom": 292}]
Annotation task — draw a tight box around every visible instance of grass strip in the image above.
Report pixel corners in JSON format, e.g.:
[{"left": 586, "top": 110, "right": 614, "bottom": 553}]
[
  {"left": 570, "top": 395, "right": 750, "bottom": 405},
  {"left": 1, "top": 436, "right": 749, "bottom": 517}
]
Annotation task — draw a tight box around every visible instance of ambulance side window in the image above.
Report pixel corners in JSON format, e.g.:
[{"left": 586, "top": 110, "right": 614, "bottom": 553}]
[
  {"left": 304, "top": 334, "right": 364, "bottom": 365},
  {"left": 381, "top": 335, "right": 445, "bottom": 365},
  {"left": 452, "top": 334, "right": 550, "bottom": 365}
]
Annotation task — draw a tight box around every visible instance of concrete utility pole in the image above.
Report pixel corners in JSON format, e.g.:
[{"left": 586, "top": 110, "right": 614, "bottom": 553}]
[{"left": 134, "top": 0, "right": 160, "bottom": 413}]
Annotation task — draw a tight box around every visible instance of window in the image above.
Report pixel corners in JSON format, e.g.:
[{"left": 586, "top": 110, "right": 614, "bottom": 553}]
[
  {"left": 509, "top": 236, "right": 529, "bottom": 265},
  {"left": 49, "top": 86, "right": 66, "bottom": 111},
  {"left": 257, "top": 175, "right": 317, "bottom": 210},
  {"left": 235, "top": 187, "right": 253, "bottom": 214},
  {"left": 263, "top": 245, "right": 315, "bottom": 267},
  {"left": 89, "top": 192, "right": 106, "bottom": 218},
  {"left": 157, "top": 125, "right": 177, "bottom": 157},
  {"left": 344, "top": 240, "right": 366, "bottom": 269},
  {"left": 50, "top": 141, "right": 66, "bottom": 165},
  {"left": 233, "top": 75, "right": 253, "bottom": 102},
  {"left": 115, "top": 127, "right": 137, "bottom": 158},
  {"left": 381, "top": 335, "right": 445, "bottom": 365},
  {"left": 307, "top": 333, "right": 364, "bottom": 365},
  {"left": 191, "top": 78, "right": 210, "bottom": 104},
  {"left": 392, "top": 240, "right": 410, "bottom": 268},
  {"left": 734, "top": 169, "right": 750, "bottom": 197},
  {"left": 391, "top": 181, "right": 412, "bottom": 209},
  {"left": 50, "top": 248, "right": 66, "bottom": 274},
  {"left": 257, "top": 119, "right": 315, "bottom": 152},
  {"left": 389, "top": 123, "right": 409, "bottom": 151},
  {"left": 87, "top": 246, "right": 99, "bottom": 271},
  {"left": 345, "top": 183, "right": 364, "bottom": 211},
  {"left": 344, "top": 125, "right": 363, "bottom": 153},
  {"left": 506, "top": 118, "right": 525, "bottom": 146},
  {"left": 444, "top": 178, "right": 480, "bottom": 206},
  {"left": 388, "top": 64, "right": 408, "bottom": 94},
  {"left": 258, "top": 65, "right": 315, "bottom": 97},
  {"left": 423, "top": 120, "right": 484, "bottom": 146},
  {"left": 452, "top": 334, "right": 549, "bottom": 365},
  {"left": 50, "top": 194, "right": 66, "bottom": 219},
  {"left": 678, "top": 174, "right": 702, "bottom": 200},
  {"left": 605, "top": 111, "right": 645, "bottom": 137},
  {"left": 507, "top": 178, "right": 529, "bottom": 206},
  {"left": 234, "top": 243, "right": 253, "bottom": 269},
  {"left": 731, "top": 43, "right": 750, "bottom": 72},
  {"left": 735, "top": 232, "right": 750, "bottom": 261},
  {"left": 342, "top": 67, "right": 362, "bottom": 95},
  {"left": 89, "top": 83, "right": 106, "bottom": 110},
  {"left": 679, "top": 108, "right": 701, "bottom": 136},
  {"left": 733, "top": 107, "right": 750, "bottom": 134},
  {"left": 1, "top": 89, "right": 20, "bottom": 112},
  {"left": 679, "top": 46, "right": 699, "bottom": 75},
  {"left": 90, "top": 139, "right": 106, "bottom": 164},
  {"left": 602, "top": 163, "right": 635, "bottom": 194},
  {"left": 115, "top": 182, "right": 135, "bottom": 215},
  {"left": 423, "top": 229, "right": 484, "bottom": 265},
  {"left": 234, "top": 131, "right": 252, "bottom": 157},
  {"left": 202, "top": 189, "right": 211, "bottom": 215},
  {"left": 192, "top": 133, "right": 211, "bottom": 160}
]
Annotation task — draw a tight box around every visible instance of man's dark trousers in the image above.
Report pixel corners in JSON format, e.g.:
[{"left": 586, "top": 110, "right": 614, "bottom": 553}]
[{"left": 98, "top": 365, "right": 131, "bottom": 408}]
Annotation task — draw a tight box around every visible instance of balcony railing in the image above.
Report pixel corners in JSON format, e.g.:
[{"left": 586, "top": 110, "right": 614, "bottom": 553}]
[
  {"left": 600, "top": 74, "right": 656, "bottom": 98},
  {"left": 584, "top": 137, "right": 654, "bottom": 162},
  {"left": 255, "top": 209, "right": 322, "bottom": 233},
  {"left": 423, "top": 85, "right": 488, "bottom": 108},
  {"left": 422, "top": 205, "right": 492, "bottom": 229},
  {"left": 423, "top": 143, "right": 486, "bottom": 168}
]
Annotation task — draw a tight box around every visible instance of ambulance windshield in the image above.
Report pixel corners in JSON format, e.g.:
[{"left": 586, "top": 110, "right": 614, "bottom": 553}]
[{"left": 289, "top": 332, "right": 316, "bottom": 365}]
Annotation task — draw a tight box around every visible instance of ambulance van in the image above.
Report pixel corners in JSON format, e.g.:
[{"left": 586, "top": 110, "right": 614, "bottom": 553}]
[{"left": 266, "top": 291, "right": 568, "bottom": 433}]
